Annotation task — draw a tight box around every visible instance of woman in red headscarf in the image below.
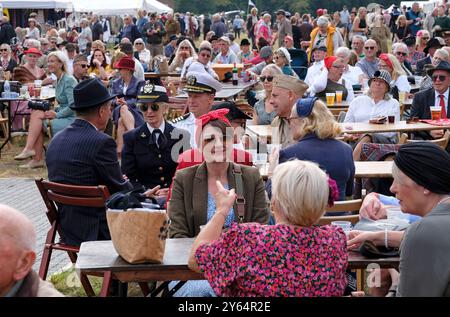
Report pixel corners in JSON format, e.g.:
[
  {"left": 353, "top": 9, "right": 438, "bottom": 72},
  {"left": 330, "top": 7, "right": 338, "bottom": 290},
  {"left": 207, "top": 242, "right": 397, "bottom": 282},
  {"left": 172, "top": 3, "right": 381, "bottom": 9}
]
[
  {"left": 167, "top": 109, "right": 270, "bottom": 239},
  {"left": 310, "top": 55, "right": 354, "bottom": 102}
]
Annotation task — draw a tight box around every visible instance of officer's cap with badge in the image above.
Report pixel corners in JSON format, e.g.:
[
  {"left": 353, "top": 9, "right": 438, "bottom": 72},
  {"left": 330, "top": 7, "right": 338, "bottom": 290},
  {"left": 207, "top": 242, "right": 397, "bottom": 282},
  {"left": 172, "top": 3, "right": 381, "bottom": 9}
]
[
  {"left": 184, "top": 71, "right": 222, "bottom": 95},
  {"left": 137, "top": 81, "right": 169, "bottom": 103}
]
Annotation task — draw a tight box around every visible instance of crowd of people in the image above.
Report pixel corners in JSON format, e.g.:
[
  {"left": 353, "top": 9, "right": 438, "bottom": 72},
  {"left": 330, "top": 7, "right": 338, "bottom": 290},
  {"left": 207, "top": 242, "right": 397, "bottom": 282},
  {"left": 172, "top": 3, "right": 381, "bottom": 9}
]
[{"left": 1, "top": 2, "right": 450, "bottom": 298}]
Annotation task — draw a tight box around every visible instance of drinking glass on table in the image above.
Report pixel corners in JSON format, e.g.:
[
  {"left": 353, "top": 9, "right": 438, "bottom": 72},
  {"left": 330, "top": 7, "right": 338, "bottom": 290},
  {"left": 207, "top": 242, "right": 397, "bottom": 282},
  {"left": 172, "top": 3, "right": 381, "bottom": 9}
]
[
  {"left": 326, "top": 93, "right": 335, "bottom": 106},
  {"left": 398, "top": 91, "right": 406, "bottom": 104},
  {"left": 335, "top": 90, "right": 343, "bottom": 104},
  {"left": 430, "top": 106, "right": 442, "bottom": 120}
]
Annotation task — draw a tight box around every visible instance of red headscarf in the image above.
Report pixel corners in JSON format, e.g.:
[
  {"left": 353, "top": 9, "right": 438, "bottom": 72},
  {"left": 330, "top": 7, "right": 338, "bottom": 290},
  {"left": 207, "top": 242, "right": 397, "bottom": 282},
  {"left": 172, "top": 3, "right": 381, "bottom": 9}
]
[
  {"left": 195, "top": 109, "right": 231, "bottom": 145},
  {"left": 379, "top": 53, "right": 393, "bottom": 69},
  {"left": 196, "top": 109, "right": 231, "bottom": 128},
  {"left": 324, "top": 56, "right": 338, "bottom": 70}
]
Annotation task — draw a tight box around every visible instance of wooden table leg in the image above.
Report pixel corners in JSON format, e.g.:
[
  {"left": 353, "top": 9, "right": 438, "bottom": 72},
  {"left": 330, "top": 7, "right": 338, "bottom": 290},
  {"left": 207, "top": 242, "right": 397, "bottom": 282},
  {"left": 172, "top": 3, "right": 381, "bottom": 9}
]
[{"left": 99, "top": 271, "right": 112, "bottom": 297}]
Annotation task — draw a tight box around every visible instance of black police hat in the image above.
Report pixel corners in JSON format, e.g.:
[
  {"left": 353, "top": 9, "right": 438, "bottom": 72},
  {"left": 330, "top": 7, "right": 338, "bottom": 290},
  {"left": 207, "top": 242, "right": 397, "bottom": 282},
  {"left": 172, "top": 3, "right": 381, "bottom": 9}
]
[{"left": 71, "top": 78, "right": 117, "bottom": 110}]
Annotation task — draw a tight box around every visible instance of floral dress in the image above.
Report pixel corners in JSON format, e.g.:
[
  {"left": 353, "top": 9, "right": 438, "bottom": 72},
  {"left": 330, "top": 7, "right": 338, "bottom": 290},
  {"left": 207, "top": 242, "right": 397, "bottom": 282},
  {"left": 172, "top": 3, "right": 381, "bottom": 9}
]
[{"left": 195, "top": 222, "right": 348, "bottom": 297}]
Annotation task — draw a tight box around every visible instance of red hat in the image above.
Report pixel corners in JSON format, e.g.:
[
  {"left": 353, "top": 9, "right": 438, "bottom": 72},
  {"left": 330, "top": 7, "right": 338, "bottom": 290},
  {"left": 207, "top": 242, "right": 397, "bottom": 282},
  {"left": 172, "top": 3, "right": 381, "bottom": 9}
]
[
  {"left": 316, "top": 9, "right": 324, "bottom": 16},
  {"left": 24, "top": 47, "right": 43, "bottom": 56},
  {"left": 324, "top": 56, "right": 338, "bottom": 70},
  {"left": 113, "top": 56, "right": 135, "bottom": 71}
]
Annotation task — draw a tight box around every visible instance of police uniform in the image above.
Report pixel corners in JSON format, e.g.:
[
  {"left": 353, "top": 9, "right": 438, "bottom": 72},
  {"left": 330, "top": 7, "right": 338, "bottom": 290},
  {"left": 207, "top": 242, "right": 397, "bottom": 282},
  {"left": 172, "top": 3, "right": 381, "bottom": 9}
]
[
  {"left": 170, "top": 71, "right": 222, "bottom": 148},
  {"left": 121, "top": 82, "right": 191, "bottom": 192}
]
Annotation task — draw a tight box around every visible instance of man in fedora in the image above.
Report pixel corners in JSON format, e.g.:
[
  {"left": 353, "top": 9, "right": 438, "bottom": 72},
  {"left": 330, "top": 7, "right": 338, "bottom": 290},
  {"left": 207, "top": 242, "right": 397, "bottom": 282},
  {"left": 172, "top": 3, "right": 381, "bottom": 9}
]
[
  {"left": 415, "top": 38, "right": 443, "bottom": 76},
  {"left": 46, "top": 78, "right": 133, "bottom": 247},
  {"left": 410, "top": 60, "right": 450, "bottom": 151}
]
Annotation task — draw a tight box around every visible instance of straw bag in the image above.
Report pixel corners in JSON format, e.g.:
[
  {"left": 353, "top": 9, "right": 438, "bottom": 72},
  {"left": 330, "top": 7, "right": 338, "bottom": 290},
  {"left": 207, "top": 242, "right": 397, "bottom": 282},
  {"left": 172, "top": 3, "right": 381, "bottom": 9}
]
[
  {"left": 105, "top": 187, "right": 170, "bottom": 264},
  {"left": 106, "top": 209, "right": 170, "bottom": 264}
]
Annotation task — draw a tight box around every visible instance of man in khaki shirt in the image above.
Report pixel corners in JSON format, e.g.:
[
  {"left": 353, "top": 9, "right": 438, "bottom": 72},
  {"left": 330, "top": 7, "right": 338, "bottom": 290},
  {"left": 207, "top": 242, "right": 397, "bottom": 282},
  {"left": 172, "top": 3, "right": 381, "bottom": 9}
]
[{"left": 270, "top": 74, "right": 308, "bottom": 149}]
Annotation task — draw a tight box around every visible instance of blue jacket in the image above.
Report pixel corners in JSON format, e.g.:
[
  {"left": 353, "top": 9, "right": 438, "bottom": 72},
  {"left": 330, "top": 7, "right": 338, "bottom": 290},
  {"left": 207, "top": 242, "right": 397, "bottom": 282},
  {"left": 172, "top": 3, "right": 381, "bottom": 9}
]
[
  {"left": 121, "top": 122, "right": 191, "bottom": 189},
  {"left": 46, "top": 119, "right": 133, "bottom": 246},
  {"left": 279, "top": 133, "right": 355, "bottom": 200}
]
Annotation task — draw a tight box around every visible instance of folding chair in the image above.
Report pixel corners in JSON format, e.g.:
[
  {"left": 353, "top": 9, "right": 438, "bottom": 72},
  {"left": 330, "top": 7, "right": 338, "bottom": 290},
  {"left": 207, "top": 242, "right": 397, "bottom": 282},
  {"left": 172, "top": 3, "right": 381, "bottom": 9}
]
[
  {"left": 288, "top": 49, "right": 308, "bottom": 80},
  {"left": 35, "top": 179, "right": 111, "bottom": 296},
  {"left": 399, "top": 130, "right": 450, "bottom": 149},
  {"left": 35, "top": 178, "right": 152, "bottom": 297}
]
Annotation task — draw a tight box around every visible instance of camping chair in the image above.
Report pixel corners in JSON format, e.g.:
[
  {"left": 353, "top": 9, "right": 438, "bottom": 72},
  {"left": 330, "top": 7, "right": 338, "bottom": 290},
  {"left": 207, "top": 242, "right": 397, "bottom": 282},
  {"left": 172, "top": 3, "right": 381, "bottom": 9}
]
[{"left": 288, "top": 49, "right": 308, "bottom": 80}]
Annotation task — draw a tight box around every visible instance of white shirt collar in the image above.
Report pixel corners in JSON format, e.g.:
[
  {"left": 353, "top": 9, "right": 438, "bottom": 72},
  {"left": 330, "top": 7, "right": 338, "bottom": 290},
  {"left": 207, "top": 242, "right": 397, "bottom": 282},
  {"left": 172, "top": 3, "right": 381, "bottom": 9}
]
[
  {"left": 435, "top": 88, "right": 449, "bottom": 100},
  {"left": 146, "top": 121, "right": 165, "bottom": 134}
]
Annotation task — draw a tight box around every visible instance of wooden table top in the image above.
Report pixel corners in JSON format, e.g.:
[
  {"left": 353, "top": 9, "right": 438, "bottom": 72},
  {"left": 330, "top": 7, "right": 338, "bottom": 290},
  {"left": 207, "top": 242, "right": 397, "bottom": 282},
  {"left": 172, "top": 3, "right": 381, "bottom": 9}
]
[
  {"left": 259, "top": 161, "right": 393, "bottom": 180},
  {"left": 144, "top": 72, "right": 180, "bottom": 79},
  {"left": 354, "top": 161, "right": 394, "bottom": 178},
  {"left": 76, "top": 238, "right": 399, "bottom": 282},
  {"left": 341, "top": 121, "right": 450, "bottom": 134},
  {"left": 221, "top": 80, "right": 257, "bottom": 90}
]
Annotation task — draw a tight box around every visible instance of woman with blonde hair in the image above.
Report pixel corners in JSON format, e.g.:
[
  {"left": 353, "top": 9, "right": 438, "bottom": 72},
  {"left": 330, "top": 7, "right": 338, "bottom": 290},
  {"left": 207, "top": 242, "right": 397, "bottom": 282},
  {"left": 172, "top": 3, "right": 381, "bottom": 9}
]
[
  {"left": 415, "top": 30, "right": 430, "bottom": 53},
  {"left": 187, "top": 159, "right": 347, "bottom": 297},
  {"left": 394, "top": 15, "right": 411, "bottom": 42},
  {"left": 378, "top": 53, "right": 411, "bottom": 99},
  {"left": 352, "top": 7, "right": 368, "bottom": 37},
  {"left": 168, "top": 39, "right": 197, "bottom": 73},
  {"left": 280, "top": 97, "right": 354, "bottom": 200},
  {"left": 26, "top": 18, "right": 40, "bottom": 40},
  {"left": 14, "top": 51, "right": 77, "bottom": 168},
  {"left": 253, "top": 64, "right": 282, "bottom": 125}
]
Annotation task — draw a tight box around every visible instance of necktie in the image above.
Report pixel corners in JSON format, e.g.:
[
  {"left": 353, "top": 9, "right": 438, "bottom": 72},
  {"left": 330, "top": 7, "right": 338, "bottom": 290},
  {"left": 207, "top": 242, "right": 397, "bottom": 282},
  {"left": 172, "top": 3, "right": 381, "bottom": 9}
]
[
  {"left": 151, "top": 129, "right": 167, "bottom": 149},
  {"left": 439, "top": 95, "right": 447, "bottom": 119}
]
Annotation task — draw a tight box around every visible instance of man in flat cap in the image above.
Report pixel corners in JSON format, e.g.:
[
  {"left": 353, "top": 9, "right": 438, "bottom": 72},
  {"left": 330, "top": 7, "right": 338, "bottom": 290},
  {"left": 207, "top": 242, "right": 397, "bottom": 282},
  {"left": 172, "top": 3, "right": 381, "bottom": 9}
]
[
  {"left": 171, "top": 71, "right": 222, "bottom": 148},
  {"left": 270, "top": 74, "right": 309, "bottom": 149},
  {"left": 46, "top": 78, "right": 133, "bottom": 246},
  {"left": 273, "top": 9, "right": 292, "bottom": 48}
]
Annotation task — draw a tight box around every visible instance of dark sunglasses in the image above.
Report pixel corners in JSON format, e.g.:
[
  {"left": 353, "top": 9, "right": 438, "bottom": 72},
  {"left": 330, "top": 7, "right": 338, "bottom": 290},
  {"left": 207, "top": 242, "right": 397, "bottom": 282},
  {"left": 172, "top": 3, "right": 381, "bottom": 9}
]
[
  {"left": 76, "top": 64, "right": 88, "bottom": 68},
  {"left": 432, "top": 75, "right": 448, "bottom": 82},
  {"left": 421, "top": 37, "right": 430, "bottom": 40},
  {"left": 0, "top": 49, "right": 8, "bottom": 52},
  {"left": 135, "top": 42, "right": 144, "bottom": 45},
  {"left": 200, "top": 53, "right": 211, "bottom": 58},
  {"left": 138, "top": 103, "right": 160, "bottom": 112},
  {"left": 260, "top": 76, "right": 274, "bottom": 82},
  {"left": 395, "top": 52, "right": 407, "bottom": 56},
  {"left": 364, "top": 46, "right": 375, "bottom": 50}
]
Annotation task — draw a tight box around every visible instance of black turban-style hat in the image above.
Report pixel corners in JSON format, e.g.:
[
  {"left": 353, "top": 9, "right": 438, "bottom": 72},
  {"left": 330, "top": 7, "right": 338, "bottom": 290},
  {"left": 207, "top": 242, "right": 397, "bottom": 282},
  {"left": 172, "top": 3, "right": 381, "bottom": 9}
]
[{"left": 394, "top": 142, "right": 450, "bottom": 194}]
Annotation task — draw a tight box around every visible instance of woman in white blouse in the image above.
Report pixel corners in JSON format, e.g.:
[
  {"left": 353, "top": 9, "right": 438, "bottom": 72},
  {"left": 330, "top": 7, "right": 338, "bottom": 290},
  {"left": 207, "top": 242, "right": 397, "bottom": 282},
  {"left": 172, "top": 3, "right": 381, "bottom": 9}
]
[
  {"left": 133, "top": 38, "right": 151, "bottom": 71},
  {"left": 344, "top": 70, "right": 400, "bottom": 160},
  {"left": 25, "top": 18, "right": 40, "bottom": 40}
]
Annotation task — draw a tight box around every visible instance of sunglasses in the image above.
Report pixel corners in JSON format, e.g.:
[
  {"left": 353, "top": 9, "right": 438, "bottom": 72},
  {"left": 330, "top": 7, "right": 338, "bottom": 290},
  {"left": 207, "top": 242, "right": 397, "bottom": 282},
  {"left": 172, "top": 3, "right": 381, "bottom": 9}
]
[
  {"left": 422, "top": 37, "right": 430, "bottom": 40},
  {"left": 432, "top": 75, "right": 448, "bottom": 82},
  {"left": 200, "top": 53, "right": 211, "bottom": 58},
  {"left": 0, "top": 49, "right": 8, "bottom": 52},
  {"left": 76, "top": 63, "right": 88, "bottom": 68},
  {"left": 395, "top": 52, "right": 407, "bottom": 56},
  {"left": 364, "top": 46, "right": 375, "bottom": 50},
  {"left": 260, "top": 76, "right": 274, "bottom": 82},
  {"left": 135, "top": 42, "right": 144, "bottom": 45},
  {"left": 138, "top": 103, "right": 160, "bottom": 112}
]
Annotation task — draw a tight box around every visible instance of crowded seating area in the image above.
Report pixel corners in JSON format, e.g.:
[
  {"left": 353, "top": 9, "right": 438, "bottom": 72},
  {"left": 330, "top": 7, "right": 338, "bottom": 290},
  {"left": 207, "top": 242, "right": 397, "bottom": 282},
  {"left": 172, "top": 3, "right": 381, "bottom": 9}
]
[{"left": 1, "top": 1, "right": 450, "bottom": 299}]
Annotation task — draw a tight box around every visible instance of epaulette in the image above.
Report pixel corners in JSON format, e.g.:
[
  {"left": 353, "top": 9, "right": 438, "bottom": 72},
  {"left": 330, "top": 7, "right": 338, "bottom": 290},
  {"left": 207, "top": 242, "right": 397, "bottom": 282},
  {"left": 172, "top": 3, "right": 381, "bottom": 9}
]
[{"left": 170, "top": 113, "right": 190, "bottom": 124}]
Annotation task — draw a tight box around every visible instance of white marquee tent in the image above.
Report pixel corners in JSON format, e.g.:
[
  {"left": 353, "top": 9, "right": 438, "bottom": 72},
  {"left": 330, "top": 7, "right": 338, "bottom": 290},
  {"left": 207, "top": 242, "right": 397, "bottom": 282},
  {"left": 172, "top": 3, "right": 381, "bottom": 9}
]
[
  {"left": 1, "top": 0, "right": 72, "bottom": 9},
  {"left": 72, "top": 0, "right": 173, "bottom": 15}
]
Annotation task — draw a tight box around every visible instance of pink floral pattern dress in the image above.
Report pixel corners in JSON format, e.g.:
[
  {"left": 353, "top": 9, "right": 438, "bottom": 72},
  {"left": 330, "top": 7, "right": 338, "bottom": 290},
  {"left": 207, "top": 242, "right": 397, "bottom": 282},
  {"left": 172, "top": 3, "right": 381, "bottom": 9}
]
[{"left": 195, "top": 222, "right": 348, "bottom": 297}]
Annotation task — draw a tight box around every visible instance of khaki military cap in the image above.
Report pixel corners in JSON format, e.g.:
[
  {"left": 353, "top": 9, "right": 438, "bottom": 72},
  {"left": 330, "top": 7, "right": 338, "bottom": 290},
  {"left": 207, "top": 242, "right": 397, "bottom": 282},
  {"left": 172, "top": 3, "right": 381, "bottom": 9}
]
[{"left": 272, "top": 74, "right": 309, "bottom": 96}]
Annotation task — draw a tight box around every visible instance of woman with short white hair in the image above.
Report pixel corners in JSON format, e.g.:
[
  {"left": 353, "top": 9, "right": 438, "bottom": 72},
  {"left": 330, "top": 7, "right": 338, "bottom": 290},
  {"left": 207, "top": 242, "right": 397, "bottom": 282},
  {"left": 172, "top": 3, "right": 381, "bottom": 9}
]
[
  {"left": 14, "top": 51, "right": 78, "bottom": 168},
  {"left": 0, "top": 44, "right": 17, "bottom": 77},
  {"left": 133, "top": 38, "right": 151, "bottom": 71},
  {"left": 187, "top": 159, "right": 348, "bottom": 297},
  {"left": 336, "top": 46, "right": 364, "bottom": 86},
  {"left": 273, "top": 47, "right": 298, "bottom": 78},
  {"left": 253, "top": 64, "right": 282, "bottom": 124}
]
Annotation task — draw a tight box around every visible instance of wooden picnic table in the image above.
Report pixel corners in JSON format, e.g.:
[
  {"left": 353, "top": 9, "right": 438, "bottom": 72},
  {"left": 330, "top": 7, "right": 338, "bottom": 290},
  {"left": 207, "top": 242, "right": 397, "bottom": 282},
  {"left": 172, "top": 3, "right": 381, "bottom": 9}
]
[
  {"left": 258, "top": 161, "right": 394, "bottom": 181},
  {"left": 76, "top": 238, "right": 399, "bottom": 296},
  {"left": 340, "top": 121, "right": 450, "bottom": 134},
  {"left": 354, "top": 161, "right": 394, "bottom": 178}
]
